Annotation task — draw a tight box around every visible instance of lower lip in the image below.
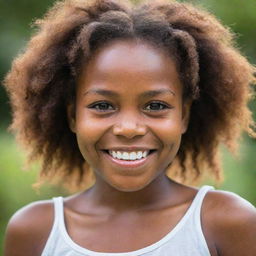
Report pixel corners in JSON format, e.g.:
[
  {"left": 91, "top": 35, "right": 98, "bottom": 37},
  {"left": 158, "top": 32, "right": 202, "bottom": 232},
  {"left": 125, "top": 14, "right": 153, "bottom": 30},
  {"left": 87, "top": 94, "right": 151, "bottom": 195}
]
[{"left": 103, "top": 152, "right": 153, "bottom": 168}]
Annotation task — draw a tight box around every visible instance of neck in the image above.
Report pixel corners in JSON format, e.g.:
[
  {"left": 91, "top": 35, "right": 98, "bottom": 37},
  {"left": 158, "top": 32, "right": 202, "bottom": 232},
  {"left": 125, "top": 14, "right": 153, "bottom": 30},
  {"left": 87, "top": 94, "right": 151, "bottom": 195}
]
[{"left": 86, "top": 174, "right": 179, "bottom": 212}]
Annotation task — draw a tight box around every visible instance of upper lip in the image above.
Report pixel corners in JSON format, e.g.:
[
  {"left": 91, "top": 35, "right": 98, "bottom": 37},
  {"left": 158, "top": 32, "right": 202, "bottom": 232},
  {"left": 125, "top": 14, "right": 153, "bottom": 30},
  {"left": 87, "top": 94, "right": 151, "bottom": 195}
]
[{"left": 102, "top": 147, "right": 156, "bottom": 152}]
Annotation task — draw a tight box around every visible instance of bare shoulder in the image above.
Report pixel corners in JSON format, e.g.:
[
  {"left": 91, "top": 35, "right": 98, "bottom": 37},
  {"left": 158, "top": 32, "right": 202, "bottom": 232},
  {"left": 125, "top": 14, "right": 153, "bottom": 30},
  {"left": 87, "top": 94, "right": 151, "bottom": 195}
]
[
  {"left": 203, "top": 189, "right": 256, "bottom": 256},
  {"left": 4, "top": 200, "right": 54, "bottom": 256}
]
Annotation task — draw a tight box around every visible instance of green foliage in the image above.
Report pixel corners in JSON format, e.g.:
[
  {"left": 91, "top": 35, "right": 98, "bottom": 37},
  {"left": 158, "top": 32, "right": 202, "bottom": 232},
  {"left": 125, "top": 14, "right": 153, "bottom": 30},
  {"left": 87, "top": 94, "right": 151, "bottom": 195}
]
[
  {"left": 0, "top": 132, "right": 67, "bottom": 252},
  {"left": 221, "top": 137, "right": 256, "bottom": 203}
]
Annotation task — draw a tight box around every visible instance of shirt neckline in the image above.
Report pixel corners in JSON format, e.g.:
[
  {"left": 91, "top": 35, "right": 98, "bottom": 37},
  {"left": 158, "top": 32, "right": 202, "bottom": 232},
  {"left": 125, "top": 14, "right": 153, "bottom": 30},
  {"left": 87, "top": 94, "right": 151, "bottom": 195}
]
[{"left": 58, "top": 185, "right": 213, "bottom": 256}]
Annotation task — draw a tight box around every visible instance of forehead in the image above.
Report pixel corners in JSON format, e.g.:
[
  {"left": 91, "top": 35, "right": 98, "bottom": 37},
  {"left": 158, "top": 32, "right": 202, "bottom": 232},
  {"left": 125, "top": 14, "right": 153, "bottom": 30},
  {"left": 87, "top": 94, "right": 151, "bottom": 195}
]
[{"left": 78, "top": 40, "right": 182, "bottom": 94}]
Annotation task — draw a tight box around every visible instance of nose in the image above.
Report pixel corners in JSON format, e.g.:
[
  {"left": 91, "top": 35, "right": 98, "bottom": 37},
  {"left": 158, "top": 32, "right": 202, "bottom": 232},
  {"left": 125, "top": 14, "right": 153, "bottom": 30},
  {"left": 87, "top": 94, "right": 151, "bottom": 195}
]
[{"left": 112, "top": 115, "right": 147, "bottom": 139}]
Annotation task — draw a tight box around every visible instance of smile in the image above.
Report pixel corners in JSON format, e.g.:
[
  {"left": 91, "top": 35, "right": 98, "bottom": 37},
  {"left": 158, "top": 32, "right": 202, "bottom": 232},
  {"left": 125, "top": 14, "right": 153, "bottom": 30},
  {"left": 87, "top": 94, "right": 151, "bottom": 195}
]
[
  {"left": 108, "top": 150, "right": 149, "bottom": 161},
  {"left": 102, "top": 149, "right": 157, "bottom": 168}
]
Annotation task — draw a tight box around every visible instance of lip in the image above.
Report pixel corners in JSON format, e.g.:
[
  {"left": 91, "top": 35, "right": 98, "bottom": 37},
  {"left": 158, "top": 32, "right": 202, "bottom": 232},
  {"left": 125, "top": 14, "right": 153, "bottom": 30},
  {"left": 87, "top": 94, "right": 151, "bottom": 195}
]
[
  {"left": 103, "top": 147, "right": 156, "bottom": 152},
  {"left": 101, "top": 150, "right": 156, "bottom": 169}
]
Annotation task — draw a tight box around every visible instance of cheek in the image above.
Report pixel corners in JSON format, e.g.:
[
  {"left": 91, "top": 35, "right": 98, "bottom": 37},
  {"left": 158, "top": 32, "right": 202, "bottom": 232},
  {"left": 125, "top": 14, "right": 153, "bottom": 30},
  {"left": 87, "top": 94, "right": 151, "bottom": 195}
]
[
  {"left": 75, "top": 114, "right": 108, "bottom": 160},
  {"left": 150, "top": 117, "right": 184, "bottom": 144}
]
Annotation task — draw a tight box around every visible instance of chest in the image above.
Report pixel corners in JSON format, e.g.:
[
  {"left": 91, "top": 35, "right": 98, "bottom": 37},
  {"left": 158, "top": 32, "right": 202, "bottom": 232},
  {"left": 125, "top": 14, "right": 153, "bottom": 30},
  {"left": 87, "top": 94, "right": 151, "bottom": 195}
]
[{"left": 64, "top": 204, "right": 189, "bottom": 253}]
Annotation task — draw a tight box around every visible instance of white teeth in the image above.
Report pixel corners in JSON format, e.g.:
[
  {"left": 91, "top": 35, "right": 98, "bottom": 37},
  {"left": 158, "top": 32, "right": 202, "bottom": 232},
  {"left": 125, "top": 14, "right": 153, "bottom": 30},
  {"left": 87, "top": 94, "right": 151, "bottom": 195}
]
[
  {"left": 117, "top": 151, "right": 122, "bottom": 159},
  {"left": 122, "top": 152, "right": 129, "bottom": 160},
  {"left": 137, "top": 151, "right": 143, "bottom": 159},
  {"left": 109, "top": 150, "right": 150, "bottom": 161},
  {"left": 130, "top": 152, "right": 137, "bottom": 160}
]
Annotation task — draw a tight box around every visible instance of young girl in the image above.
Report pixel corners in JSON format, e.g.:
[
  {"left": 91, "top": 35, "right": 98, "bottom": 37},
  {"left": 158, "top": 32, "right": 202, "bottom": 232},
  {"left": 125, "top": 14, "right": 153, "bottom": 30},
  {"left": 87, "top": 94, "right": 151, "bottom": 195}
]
[{"left": 3, "top": 0, "right": 256, "bottom": 255}]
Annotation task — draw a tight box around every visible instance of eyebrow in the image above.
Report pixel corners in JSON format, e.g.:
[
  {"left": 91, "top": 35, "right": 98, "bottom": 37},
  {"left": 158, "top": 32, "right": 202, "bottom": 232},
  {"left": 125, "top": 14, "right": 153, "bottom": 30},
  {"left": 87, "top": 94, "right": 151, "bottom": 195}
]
[
  {"left": 83, "top": 89, "right": 175, "bottom": 97},
  {"left": 141, "top": 89, "right": 175, "bottom": 97},
  {"left": 83, "top": 89, "right": 118, "bottom": 97}
]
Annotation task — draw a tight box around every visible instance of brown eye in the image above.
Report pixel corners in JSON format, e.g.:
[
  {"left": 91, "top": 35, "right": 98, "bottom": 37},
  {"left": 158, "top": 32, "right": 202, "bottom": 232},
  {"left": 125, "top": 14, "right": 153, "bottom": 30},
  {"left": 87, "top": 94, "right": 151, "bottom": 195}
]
[
  {"left": 145, "top": 102, "right": 170, "bottom": 111},
  {"left": 88, "top": 101, "right": 114, "bottom": 111}
]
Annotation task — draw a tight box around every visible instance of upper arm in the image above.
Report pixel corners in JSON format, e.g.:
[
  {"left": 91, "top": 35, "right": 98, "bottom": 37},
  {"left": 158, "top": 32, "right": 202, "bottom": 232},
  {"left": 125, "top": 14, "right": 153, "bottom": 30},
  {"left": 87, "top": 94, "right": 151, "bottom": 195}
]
[
  {"left": 4, "top": 200, "right": 54, "bottom": 256},
  {"left": 204, "top": 191, "right": 256, "bottom": 256}
]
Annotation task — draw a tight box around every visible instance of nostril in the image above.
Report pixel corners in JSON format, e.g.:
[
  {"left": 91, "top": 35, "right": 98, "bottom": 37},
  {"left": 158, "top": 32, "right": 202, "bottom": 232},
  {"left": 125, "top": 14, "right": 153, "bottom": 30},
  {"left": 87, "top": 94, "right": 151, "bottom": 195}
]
[{"left": 112, "top": 123, "right": 147, "bottom": 138}]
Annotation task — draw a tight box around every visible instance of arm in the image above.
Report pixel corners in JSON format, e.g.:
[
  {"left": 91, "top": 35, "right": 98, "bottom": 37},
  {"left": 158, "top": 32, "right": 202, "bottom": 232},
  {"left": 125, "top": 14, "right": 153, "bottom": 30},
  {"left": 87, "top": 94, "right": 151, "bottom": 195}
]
[
  {"left": 4, "top": 201, "right": 53, "bottom": 256},
  {"left": 204, "top": 190, "right": 256, "bottom": 256}
]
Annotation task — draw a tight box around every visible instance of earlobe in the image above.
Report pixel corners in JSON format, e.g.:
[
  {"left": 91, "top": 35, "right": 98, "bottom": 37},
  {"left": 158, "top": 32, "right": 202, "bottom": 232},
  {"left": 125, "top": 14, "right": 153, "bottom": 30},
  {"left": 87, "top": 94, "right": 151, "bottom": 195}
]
[
  {"left": 67, "top": 104, "right": 76, "bottom": 133},
  {"left": 181, "top": 100, "right": 192, "bottom": 134}
]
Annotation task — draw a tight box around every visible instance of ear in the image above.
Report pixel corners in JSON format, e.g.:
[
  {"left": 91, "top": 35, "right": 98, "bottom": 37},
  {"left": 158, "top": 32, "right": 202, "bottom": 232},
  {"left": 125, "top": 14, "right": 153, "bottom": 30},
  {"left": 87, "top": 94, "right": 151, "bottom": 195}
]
[
  {"left": 181, "top": 99, "right": 192, "bottom": 134},
  {"left": 67, "top": 103, "right": 76, "bottom": 133}
]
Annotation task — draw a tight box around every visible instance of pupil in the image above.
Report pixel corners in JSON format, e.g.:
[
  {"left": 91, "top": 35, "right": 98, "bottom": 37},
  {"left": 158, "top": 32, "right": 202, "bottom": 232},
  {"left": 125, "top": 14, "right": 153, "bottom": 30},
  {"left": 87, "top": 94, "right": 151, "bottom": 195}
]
[
  {"left": 99, "top": 103, "right": 109, "bottom": 109},
  {"left": 151, "top": 103, "right": 161, "bottom": 110}
]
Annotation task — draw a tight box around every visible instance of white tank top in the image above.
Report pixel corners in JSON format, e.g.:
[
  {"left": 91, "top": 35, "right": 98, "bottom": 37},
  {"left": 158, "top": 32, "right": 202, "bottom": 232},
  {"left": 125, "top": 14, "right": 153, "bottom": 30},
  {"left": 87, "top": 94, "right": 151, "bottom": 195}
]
[{"left": 41, "top": 185, "right": 213, "bottom": 256}]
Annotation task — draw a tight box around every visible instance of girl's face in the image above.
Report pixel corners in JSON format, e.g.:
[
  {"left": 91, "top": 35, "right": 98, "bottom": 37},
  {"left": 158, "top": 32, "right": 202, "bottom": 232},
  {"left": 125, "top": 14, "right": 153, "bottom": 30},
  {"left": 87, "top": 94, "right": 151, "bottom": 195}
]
[{"left": 69, "top": 40, "right": 191, "bottom": 192}]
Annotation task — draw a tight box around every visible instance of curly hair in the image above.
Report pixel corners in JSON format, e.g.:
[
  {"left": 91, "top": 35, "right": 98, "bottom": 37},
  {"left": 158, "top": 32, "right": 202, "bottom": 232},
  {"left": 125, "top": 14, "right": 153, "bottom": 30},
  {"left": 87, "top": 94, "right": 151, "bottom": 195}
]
[{"left": 3, "top": 0, "right": 256, "bottom": 189}]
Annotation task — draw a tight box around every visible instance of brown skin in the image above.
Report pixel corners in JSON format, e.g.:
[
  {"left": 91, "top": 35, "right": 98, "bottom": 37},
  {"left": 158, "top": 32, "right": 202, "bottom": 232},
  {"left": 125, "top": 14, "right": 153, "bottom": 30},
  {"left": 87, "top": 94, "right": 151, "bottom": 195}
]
[{"left": 4, "top": 41, "right": 256, "bottom": 256}]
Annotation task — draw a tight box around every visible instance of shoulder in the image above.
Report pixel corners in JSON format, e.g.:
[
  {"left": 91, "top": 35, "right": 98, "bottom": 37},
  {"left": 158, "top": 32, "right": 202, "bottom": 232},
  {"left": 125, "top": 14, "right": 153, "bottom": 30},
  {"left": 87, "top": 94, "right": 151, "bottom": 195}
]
[
  {"left": 203, "top": 189, "right": 256, "bottom": 256},
  {"left": 4, "top": 199, "right": 54, "bottom": 256},
  {"left": 204, "top": 189, "right": 256, "bottom": 227}
]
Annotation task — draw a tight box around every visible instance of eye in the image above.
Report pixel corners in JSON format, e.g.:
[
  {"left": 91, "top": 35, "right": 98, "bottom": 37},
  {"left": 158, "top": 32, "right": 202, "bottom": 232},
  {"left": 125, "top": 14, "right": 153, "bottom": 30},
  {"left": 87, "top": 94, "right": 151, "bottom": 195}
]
[
  {"left": 88, "top": 101, "right": 115, "bottom": 112},
  {"left": 144, "top": 101, "right": 170, "bottom": 111}
]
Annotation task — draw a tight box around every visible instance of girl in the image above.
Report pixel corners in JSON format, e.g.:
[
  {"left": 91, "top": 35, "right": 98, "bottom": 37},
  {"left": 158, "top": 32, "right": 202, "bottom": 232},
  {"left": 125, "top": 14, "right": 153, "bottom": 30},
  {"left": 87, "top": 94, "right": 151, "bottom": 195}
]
[{"left": 3, "top": 0, "right": 256, "bottom": 255}]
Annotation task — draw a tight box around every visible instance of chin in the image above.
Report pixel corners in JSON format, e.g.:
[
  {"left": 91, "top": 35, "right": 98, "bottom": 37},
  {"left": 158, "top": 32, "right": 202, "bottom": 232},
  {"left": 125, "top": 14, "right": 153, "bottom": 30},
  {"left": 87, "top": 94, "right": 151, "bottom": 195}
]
[{"left": 109, "top": 179, "right": 153, "bottom": 193}]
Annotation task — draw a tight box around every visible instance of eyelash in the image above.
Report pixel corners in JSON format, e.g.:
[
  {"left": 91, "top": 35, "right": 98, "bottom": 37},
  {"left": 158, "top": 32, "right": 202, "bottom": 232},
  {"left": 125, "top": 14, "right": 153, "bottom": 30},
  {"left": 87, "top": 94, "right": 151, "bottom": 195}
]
[
  {"left": 88, "top": 101, "right": 115, "bottom": 112},
  {"left": 144, "top": 101, "right": 171, "bottom": 111},
  {"left": 87, "top": 101, "right": 171, "bottom": 112}
]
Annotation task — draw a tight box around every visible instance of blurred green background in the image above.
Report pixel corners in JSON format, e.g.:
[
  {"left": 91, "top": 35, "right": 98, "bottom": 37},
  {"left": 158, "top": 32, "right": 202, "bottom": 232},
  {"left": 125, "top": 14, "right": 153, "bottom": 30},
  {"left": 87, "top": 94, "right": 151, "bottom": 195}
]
[{"left": 0, "top": 0, "right": 256, "bottom": 252}]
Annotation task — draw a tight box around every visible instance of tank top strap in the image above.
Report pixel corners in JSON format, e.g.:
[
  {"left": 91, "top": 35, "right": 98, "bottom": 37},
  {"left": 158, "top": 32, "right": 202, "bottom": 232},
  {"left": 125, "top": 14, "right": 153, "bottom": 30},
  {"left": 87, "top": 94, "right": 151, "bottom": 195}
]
[
  {"left": 191, "top": 185, "right": 214, "bottom": 215},
  {"left": 52, "top": 196, "right": 65, "bottom": 228},
  {"left": 41, "top": 197, "right": 65, "bottom": 256},
  {"left": 185, "top": 185, "right": 214, "bottom": 250}
]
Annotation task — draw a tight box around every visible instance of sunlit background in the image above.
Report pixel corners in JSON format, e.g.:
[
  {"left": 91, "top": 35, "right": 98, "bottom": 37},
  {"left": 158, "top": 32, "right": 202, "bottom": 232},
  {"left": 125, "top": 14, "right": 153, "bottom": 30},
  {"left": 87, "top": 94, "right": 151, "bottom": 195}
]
[{"left": 0, "top": 0, "right": 256, "bottom": 252}]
